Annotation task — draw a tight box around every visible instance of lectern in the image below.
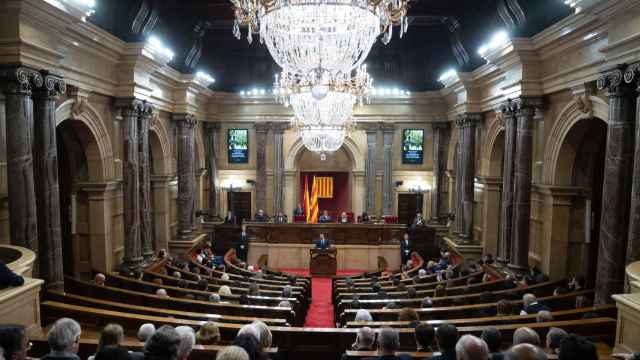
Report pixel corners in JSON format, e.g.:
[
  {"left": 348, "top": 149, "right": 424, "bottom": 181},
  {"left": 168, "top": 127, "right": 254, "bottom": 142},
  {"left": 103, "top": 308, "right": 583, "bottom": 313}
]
[{"left": 310, "top": 247, "right": 337, "bottom": 276}]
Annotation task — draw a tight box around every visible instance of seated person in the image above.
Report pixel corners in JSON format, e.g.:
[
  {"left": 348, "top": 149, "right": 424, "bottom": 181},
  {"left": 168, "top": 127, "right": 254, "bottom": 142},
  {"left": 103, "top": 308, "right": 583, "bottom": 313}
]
[
  {"left": 314, "top": 233, "right": 331, "bottom": 249},
  {"left": 224, "top": 210, "right": 236, "bottom": 224},
  {"left": 318, "top": 210, "right": 332, "bottom": 223},
  {"left": 274, "top": 211, "right": 288, "bottom": 224},
  {"left": 293, "top": 204, "right": 305, "bottom": 216},
  {"left": 412, "top": 212, "right": 425, "bottom": 227},
  {"left": 338, "top": 211, "right": 350, "bottom": 223},
  {"left": 0, "top": 261, "right": 24, "bottom": 289},
  {"left": 254, "top": 209, "right": 269, "bottom": 222},
  {"left": 520, "top": 293, "right": 550, "bottom": 315},
  {"left": 360, "top": 212, "right": 372, "bottom": 223}
]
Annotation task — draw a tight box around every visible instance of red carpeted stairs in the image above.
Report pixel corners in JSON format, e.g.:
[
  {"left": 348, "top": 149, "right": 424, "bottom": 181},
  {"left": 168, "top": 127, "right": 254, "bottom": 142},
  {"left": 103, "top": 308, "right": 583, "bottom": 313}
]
[{"left": 280, "top": 269, "right": 365, "bottom": 328}]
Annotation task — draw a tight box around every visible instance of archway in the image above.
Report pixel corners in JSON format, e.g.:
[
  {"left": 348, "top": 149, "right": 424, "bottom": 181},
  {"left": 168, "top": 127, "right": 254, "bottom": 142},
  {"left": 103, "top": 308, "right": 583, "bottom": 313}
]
[
  {"left": 482, "top": 130, "right": 504, "bottom": 257},
  {"left": 149, "top": 122, "right": 172, "bottom": 254}
]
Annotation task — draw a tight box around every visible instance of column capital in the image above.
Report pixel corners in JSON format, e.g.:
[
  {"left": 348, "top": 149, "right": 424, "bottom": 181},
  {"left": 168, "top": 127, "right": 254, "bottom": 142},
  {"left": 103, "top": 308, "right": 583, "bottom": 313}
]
[
  {"left": 455, "top": 113, "right": 482, "bottom": 128},
  {"left": 76, "top": 181, "right": 119, "bottom": 199},
  {"left": 431, "top": 121, "right": 450, "bottom": 130},
  {"left": 140, "top": 101, "right": 155, "bottom": 119},
  {"left": 0, "top": 65, "right": 44, "bottom": 94},
  {"left": 598, "top": 64, "right": 634, "bottom": 96},
  {"left": 359, "top": 122, "right": 380, "bottom": 134},
  {"left": 254, "top": 122, "right": 270, "bottom": 133},
  {"left": 203, "top": 121, "right": 221, "bottom": 131},
  {"left": 271, "top": 122, "right": 290, "bottom": 133},
  {"left": 33, "top": 71, "right": 66, "bottom": 98},
  {"left": 381, "top": 123, "right": 395, "bottom": 133},
  {"left": 116, "top": 98, "right": 145, "bottom": 117},
  {"left": 624, "top": 62, "right": 640, "bottom": 91},
  {"left": 173, "top": 113, "right": 197, "bottom": 128}
]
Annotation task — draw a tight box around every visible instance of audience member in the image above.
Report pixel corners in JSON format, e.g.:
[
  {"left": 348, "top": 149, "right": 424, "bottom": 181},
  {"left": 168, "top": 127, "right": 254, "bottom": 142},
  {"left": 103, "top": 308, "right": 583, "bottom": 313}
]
[
  {"left": 351, "top": 327, "right": 375, "bottom": 351},
  {"left": 144, "top": 325, "right": 181, "bottom": 360},
  {"left": 239, "top": 294, "right": 249, "bottom": 305},
  {"left": 221, "top": 273, "right": 230, "bottom": 281},
  {"left": 421, "top": 297, "right": 433, "bottom": 308},
  {"left": 456, "top": 335, "right": 490, "bottom": 360},
  {"left": 397, "top": 308, "right": 419, "bottom": 327},
  {"left": 196, "top": 322, "right": 220, "bottom": 345},
  {"left": 431, "top": 323, "right": 458, "bottom": 360},
  {"left": 282, "top": 285, "right": 292, "bottom": 298},
  {"left": 521, "top": 294, "right": 550, "bottom": 315},
  {"left": 414, "top": 323, "right": 435, "bottom": 352},
  {"left": 236, "top": 324, "right": 260, "bottom": 342},
  {"left": 232, "top": 334, "right": 265, "bottom": 360},
  {"left": 481, "top": 327, "right": 503, "bottom": 360},
  {"left": 558, "top": 334, "right": 597, "bottom": 360},
  {"left": 512, "top": 327, "right": 540, "bottom": 346},
  {"left": 93, "top": 273, "right": 106, "bottom": 286},
  {"left": 216, "top": 346, "right": 249, "bottom": 360},
  {"left": 545, "top": 327, "right": 567, "bottom": 355},
  {"left": 137, "top": 323, "right": 156, "bottom": 342},
  {"left": 90, "top": 323, "right": 123, "bottom": 360},
  {"left": 355, "top": 309, "right": 373, "bottom": 322},
  {"left": 536, "top": 311, "right": 553, "bottom": 323},
  {"left": 407, "top": 287, "right": 418, "bottom": 299},
  {"left": 251, "top": 321, "right": 272, "bottom": 350},
  {"left": 278, "top": 300, "right": 292, "bottom": 308},
  {"left": 219, "top": 285, "right": 232, "bottom": 296},
  {"left": 174, "top": 326, "right": 196, "bottom": 360},
  {"left": 94, "top": 346, "right": 129, "bottom": 360},
  {"left": 434, "top": 285, "right": 446, "bottom": 298},
  {"left": 496, "top": 299, "right": 513, "bottom": 316},
  {"left": 155, "top": 289, "right": 169, "bottom": 298},
  {"left": 363, "top": 327, "right": 410, "bottom": 360},
  {"left": 0, "top": 262, "right": 25, "bottom": 290},
  {"left": 504, "top": 343, "right": 548, "bottom": 360},
  {"left": 42, "top": 318, "right": 82, "bottom": 360},
  {"left": 0, "top": 325, "right": 28, "bottom": 360},
  {"left": 209, "top": 294, "right": 221, "bottom": 302}
]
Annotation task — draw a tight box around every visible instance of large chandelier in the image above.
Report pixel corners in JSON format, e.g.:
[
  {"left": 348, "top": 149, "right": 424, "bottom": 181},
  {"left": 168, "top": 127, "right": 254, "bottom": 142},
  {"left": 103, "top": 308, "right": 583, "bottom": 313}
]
[{"left": 231, "top": 0, "right": 410, "bottom": 73}]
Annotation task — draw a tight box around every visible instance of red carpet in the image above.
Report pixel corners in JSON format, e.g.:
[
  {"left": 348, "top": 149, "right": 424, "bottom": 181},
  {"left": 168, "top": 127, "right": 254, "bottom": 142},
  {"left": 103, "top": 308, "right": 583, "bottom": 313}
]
[{"left": 278, "top": 269, "right": 365, "bottom": 328}]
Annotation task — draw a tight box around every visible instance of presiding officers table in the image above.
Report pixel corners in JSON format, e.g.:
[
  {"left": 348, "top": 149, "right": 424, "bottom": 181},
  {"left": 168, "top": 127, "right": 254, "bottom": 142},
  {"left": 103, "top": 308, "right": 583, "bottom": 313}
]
[{"left": 206, "top": 222, "right": 438, "bottom": 272}]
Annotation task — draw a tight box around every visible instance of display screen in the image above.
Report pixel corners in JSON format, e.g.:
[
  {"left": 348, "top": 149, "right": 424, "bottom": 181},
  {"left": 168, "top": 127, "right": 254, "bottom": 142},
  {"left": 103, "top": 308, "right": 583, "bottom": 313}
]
[
  {"left": 402, "top": 129, "right": 424, "bottom": 164},
  {"left": 228, "top": 129, "right": 249, "bottom": 163}
]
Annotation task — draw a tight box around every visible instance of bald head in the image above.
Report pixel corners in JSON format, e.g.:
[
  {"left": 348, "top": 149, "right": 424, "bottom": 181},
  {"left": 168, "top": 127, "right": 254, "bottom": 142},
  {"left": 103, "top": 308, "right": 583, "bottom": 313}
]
[
  {"left": 513, "top": 327, "right": 540, "bottom": 346},
  {"left": 455, "top": 335, "right": 490, "bottom": 360},
  {"left": 504, "top": 344, "right": 548, "bottom": 360}
]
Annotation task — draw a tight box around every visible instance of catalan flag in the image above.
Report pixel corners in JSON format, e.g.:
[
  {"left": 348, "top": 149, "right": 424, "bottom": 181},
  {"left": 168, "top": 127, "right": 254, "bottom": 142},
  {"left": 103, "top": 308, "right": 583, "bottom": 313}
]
[
  {"left": 315, "top": 176, "right": 334, "bottom": 199},
  {"left": 304, "top": 175, "right": 310, "bottom": 223},
  {"left": 309, "top": 176, "right": 319, "bottom": 224}
]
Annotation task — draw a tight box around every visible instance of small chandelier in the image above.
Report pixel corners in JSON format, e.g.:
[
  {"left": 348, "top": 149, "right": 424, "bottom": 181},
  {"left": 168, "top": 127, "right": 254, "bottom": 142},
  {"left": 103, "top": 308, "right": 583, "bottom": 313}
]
[{"left": 230, "top": 0, "right": 410, "bottom": 73}]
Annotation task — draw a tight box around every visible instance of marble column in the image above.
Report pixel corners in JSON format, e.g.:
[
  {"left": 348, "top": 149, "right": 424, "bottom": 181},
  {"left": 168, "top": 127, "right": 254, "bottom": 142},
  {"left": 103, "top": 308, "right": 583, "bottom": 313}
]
[
  {"left": 498, "top": 101, "right": 517, "bottom": 264},
  {"left": 151, "top": 175, "right": 171, "bottom": 254},
  {"left": 32, "top": 71, "right": 66, "bottom": 289},
  {"left": 139, "top": 102, "right": 154, "bottom": 261},
  {"left": 382, "top": 124, "right": 394, "bottom": 216},
  {"left": 174, "top": 113, "right": 197, "bottom": 239},
  {"left": 203, "top": 122, "right": 220, "bottom": 221},
  {"left": 625, "top": 63, "right": 640, "bottom": 264},
  {"left": 454, "top": 142, "right": 463, "bottom": 235},
  {"left": 364, "top": 124, "right": 378, "bottom": 215},
  {"left": 509, "top": 98, "right": 542, "bottom": 270},
  {"left": 255, "top": 123, "right": 269, "bottom": 213},
  {"left": 1, "top": 67, "right": 42, "bottom": 255},
  {"left": 431, "top": 122, "right": 450, "bottom": 223},
  {"left": 117, "top": 99, "right": 144, "bottom": 273},
  {"left": 594, "top": 65, "right": 636, "bottom": 305},
  {"left": 273, "top": 123, "right": 287, "bottom": 213},
  {"left": 457, "top": 113, "right": 481, "bottom": 242}
]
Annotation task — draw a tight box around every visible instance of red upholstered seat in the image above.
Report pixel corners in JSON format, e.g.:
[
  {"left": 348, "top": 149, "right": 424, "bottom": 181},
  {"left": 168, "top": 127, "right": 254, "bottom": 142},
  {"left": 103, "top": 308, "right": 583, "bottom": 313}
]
[
  {"left": 384, "top": 215, "right": 398, "bottom": 224},
  {"left": 293, "top": 215, "right": 306, "bottom": 223}
]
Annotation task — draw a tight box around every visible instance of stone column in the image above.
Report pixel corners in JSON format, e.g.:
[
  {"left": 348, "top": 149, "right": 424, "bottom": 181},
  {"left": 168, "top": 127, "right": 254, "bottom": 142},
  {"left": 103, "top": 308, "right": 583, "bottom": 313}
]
[
  {"left": 32, "top": 71, "right": 66, "bottom": 289},
  {"left": 117, "top": 99, "right": 144, "bottom": 273},
  {"left": 139, "top": 102, "right": 154, "bottom": 261},
  {"left": 498, "top": 101, "right": 517, "bottom": 264},
  {"left": 0, "top": 67, "right": 42, "bottom": 256},
  {"left": 431, "top": 122, "right": 450, "bottom": 223},
  {"left": 364, "top": 124, "right": 378, "bottom": 215},
  {"left": 624, "top": 63, "right": 640, "bottom": 264},
  {"left": 174, "top": 114, "right": 197, "bottom": 239},
  {"left": 594, "top": 65, "right": 636, "bottom": 305},
  {"left": 151, "top": 175, "right": 171, "bottom": 253},
  {"left": 203, "top": 122, "right": 220, "bottom": 221},
  {"left": 382, "top": 124, "right": 395, "bottom": 216},
  {"left": 454, "top": 142, "right": 463, "bottom": 235},
  {"left": 457, "top": 113, "right": 481, "bottom": 242},
  {"left": 255, "top": 123, "right": 269, "bottom": 213},
  {"left": 510, "top": 98, "right": 542, "bottom": 270},
  {"left": 273, "top": 123, "right": 287, "bottom": 213}
]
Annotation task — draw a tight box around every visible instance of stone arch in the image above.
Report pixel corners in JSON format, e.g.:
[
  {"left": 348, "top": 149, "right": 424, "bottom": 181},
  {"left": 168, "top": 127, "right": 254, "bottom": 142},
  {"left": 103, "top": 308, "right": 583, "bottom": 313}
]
[
  {"left": 55, "top": 99, "right": 115, "bottom": 182},
  {"left": 543, "top": 96, "right": 609, "bottom": 185},
  {"left": 285, "top": 136, "right": 364, "bottom": 172},
  {"left": 149, "top": 118, "right": 171, "bottom": 175},
  {"left": 481, "top": 115, "right": 505, "bottom": 177}
]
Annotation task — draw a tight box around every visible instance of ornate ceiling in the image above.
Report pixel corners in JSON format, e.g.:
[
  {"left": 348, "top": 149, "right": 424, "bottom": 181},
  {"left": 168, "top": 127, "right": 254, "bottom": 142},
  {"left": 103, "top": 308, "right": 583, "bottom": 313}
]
[{"left": 90, "top": 0, "right": 573, "bottom": 92}]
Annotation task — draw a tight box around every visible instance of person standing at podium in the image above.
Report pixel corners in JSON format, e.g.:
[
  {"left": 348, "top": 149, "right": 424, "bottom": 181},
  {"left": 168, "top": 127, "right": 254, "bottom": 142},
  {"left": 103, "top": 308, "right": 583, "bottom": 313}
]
[
  {"left": 315, "top": 233, "right": 331, "bottom": 249},
  {"left": 401, "top": 232, "right": 412, "bottom": 265},
  {"left": 237, "top": 225, "right": 249, "bottom": 261}
]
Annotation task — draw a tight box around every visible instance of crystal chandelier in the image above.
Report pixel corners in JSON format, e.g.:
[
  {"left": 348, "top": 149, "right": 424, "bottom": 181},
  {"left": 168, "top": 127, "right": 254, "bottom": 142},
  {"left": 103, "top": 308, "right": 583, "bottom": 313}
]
[{"left": 231, "top": 0, "right": 410, "bottom": 73}]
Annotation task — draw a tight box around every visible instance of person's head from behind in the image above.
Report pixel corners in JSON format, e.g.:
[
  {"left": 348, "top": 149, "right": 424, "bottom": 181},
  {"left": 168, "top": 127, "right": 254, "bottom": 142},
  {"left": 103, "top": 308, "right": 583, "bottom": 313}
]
[
  {"left": 355, "top": 327, "right": 375, "bottom": 350},
  {"left": 455, "top": 335, "right": 490, "bottom": 360},
  {"left": 558, "top": 334, "right": 597, "bottom": 360},
  {"left": 94, "top": 273, "right": 106, "bottom": 286},
  {"left": 398, "top": 308, "right": 419, "bottom": 322},
  {"left": 504, "top": 343, "right": 548, "bottom": 360},
  {"left": 414, "top": 323, "right": 435, "bottom": 350},
  {"left": 377, "top": 327, "right": 400, "bottom": 355},
  {"left": 138, "top": 323, "right": 156, "bottom": 342},
  {"left": 523, "top": 293, "right": 537, "bottom": 308},
  {"left": 355, "top": 309, "right": 373, "bottom": 322},
  {"left": 48, "top": 318, "right": 82, "bottom": 354},
  {"left": 219, "top": 285, "right": 232, "bottom": 296},
  {"left": 407, "top": 287, "right": 418, "bottom": 298},
  {"left": 196, "top": 322, "right": 220, "bottom": 345},
  {"left": 98, "top": 324, "right": 123, "bottom": 350},
  {"left": 216, "top": 346, "right": 248, "bottom": 360},
  {"left": 536, "top": 310, "right": 553, "bottom": 323},
  {"left": 434, "top": 285, "right": 446, "bottom": 298},
  {"left": 282, "top": 285, "right": 292, "bottom": 298},
  {"left": 497, "top": 299, "right": 513, "bottom": 315},
  {"left": 436, "top": 323, "right": 459, "bottom": 352},
  {"left": 546, "top": 327, "right": 568, "bottom": 354},
  {"left": 251, "top": 321, "right": 272, "bottom": 349},
  {"left": 0, "top": 325, "right": 27, "bottom": 360},
  {"left": 232, "top": 334, "right": 261, "bottom": 360},
  {"left": 94, "top": 346, "right": 129, "bottom": 360},
  {"left": 513, "top": 327, "right": 540, "bottom": 346},
  {"left": 144, "top": 325, "right": 181, "bottom": 360},
  {"left": 174, "top": 326, "right": 195, "bottom": 360},
  {"left": 481, "top": 327, "right": 502, "bottom": 354}
]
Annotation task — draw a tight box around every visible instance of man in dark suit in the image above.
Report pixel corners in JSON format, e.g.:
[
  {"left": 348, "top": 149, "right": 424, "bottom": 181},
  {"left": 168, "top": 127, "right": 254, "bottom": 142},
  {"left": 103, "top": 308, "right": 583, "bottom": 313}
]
[
  {"left": 236, "top": 226, "right": 249, "bottom": 261},
  {"left": 362, "top": 327, "right": 410, "bottom": 360},
  {"left": 520, "top": 293, "right": 551, "bottom": 315},
  {"left": 293, "top": 204, "right": 304, "bottom": 216},
  {"left": 254, "top": 209, "right": 269, "bottom": 222},
  {"left": 315, "top": 233, "right": 331, "bottom": 249},
  {"left": 400, "top": 232, "right": 411, "bottom": 265},
  {"left": 274, "top": 211, "right": 288, "bottom": 224},
  {"left": 223, "top": 210, "right": 236, "bottom": 224},
  {"left": 318, "top": 210, "right": 332, "bottom": 223},
  {"left": 430, "top": 323, "right": 458, "bottom": 360},
  {"left": 0, "top": 261, "right": 24, "bottom": 289}
]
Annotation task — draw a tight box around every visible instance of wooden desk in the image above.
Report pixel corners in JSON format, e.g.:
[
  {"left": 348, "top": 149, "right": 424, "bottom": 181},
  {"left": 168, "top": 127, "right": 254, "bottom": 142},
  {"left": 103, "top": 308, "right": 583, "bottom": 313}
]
[
  {"left": 245, "top": 222, "right": 406, "bottom": 245},
  {"left": 310, "top": 248, "right": 337, "bottom": 276}
]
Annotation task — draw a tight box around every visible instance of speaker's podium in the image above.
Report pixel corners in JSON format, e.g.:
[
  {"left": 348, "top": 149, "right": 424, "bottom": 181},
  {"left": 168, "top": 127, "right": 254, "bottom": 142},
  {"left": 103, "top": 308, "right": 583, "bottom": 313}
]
[{"left": 309, "top": 247, "right": 337, "bottom": 276}]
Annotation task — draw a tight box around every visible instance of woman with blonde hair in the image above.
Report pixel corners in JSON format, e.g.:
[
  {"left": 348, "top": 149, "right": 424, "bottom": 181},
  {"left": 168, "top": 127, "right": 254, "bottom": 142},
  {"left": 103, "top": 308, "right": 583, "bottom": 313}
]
[
  {"left": 216, "top": 345, "right": 249, "bottom": 360},
  {"left": 196, "top": 322, "right": 220, "bottom": 345},
  {"left": 89, "top": 323, "right": 124, "bottom": 360},
  {"left": 219, "top": 285, "right": 232, "bottom": 296}
]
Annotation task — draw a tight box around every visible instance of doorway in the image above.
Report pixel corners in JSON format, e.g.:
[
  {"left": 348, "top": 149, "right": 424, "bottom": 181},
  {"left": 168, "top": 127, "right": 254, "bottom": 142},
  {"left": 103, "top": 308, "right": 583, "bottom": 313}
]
[
  {"left": 229, "top": 191, "right": 252, "bottom": 223},
  {"left": 398, "top": 193, "right": 424, "bottom": 225}
]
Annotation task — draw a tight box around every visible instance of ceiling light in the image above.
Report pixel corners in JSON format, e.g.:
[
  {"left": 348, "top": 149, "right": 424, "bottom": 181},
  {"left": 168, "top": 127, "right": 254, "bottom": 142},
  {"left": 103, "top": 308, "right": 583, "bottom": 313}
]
[
  {"left": 240, "top": 91, "right": 246, "bottom": 96},
  {"left": 147, "top": 35, "right": 175, "bottom": 61}
]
